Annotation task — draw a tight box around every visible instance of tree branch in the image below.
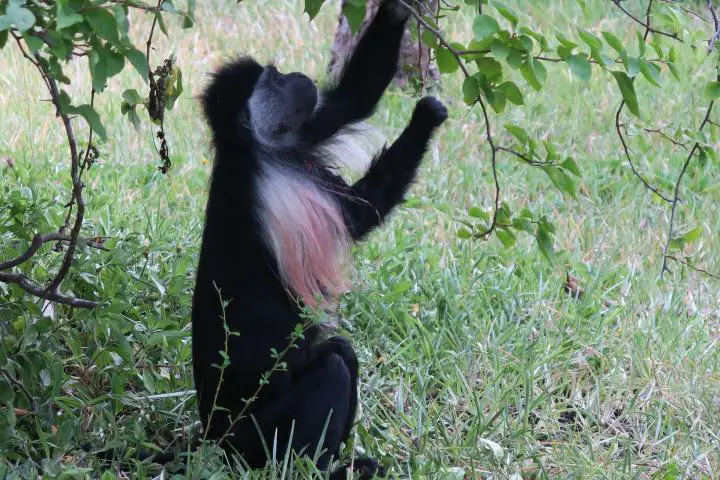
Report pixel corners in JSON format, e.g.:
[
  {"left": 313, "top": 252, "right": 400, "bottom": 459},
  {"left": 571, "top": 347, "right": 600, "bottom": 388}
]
[
  {"left": 615, "top": 101, "right": 673, "bottom": 202},
  {"left": 0, "top": 272, "right": 100, "bottom": 308},
  {"left": 0, "top": 233, "right": 107, "bottom": 272},
  {"left": 612, "top": 0, "right": 682, "bottom": 41},
  {"left": 398, "top": 0, "right": 470, "bottom": 77},
  {"left": 661, "top": 101, "right": 715, "bottom": 276},
  {"left": 707, "top": 0, "right": 720, "bottom": 52},
  {"left": 473, "top": 98, "right": 500, "bottom": 239}
]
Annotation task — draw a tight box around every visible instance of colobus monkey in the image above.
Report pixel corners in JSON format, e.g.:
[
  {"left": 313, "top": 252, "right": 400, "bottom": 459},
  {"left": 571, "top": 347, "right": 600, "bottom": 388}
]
[{"left": 192, "top": 0, "right": 447, "bottom": 477}]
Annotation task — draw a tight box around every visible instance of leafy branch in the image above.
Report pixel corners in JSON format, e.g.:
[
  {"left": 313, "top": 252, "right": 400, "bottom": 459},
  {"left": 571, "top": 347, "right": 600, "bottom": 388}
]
[{"left": 0, "top": 0, "right": 194, "bottom": 308}]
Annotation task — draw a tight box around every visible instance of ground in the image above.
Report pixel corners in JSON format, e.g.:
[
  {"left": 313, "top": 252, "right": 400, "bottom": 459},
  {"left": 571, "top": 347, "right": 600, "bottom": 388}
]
[{"left": 0, "top": 0, "right": 719, "bottom": 478}]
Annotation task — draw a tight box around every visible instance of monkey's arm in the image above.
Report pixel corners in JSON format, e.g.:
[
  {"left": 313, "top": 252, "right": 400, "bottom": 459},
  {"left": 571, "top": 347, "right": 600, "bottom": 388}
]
[
  {"left": 300, "top": 0, "right": 409, "bottom": 146},
  {"left": 343, "top": 97, "right": 447, "bottom": 241}
]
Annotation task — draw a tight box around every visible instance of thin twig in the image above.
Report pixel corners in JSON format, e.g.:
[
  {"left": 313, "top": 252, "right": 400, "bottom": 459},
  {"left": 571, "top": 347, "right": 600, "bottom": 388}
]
[
  {"left": 0, "top": 272, "right": 100, "bottom": 308},
  {"left": 45, "top": 55, "right": 88, "bottom": 295},
  {"left": 1, "top": 368, "right": 38, "bottom": 412},
  {"left": 643, "top": 127, "right": 689, "bottom": 151},
  {"left": 612, "top": 0, "right": 682, "bottom": 41},
  {"left": 398, "top": 0, "right": 470, "bottom": 76},
  {"left": 664, "top": 255, "right": 720, "bottom": 280},
  {"left": 615, "top": 101, "right": 673, "bottom": 202},
  {"left": 661, "top": 101, "right": 715, "bottom": 276},
  {"left": 0, "top": 233, "right": 107, "bottom": 271},
  {"left": 473, "top": 98, "right": 500, "bottom": 239},
  {"left": 707, "top": 0, "right": 720, "bottom": 52},
  {"left": 496, "top": 146, "right": 554, "bottom": 166}
]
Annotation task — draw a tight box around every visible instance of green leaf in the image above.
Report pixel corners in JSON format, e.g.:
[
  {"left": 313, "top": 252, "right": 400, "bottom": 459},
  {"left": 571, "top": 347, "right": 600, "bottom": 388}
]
[
  {"left": 639, "top": 59, "right": 662, "bottom": 87},
  {"left": 0, "top": 3, "right": 36, "bottom": 32},
  {"left": 66, "top": 104, "right": 107, "bottom": 140},
  {"left": 612, "top": 71, "right": 640, "bottom": 118},
  {"left": 457, "top": 228, "right": 473, "bottom": 239},
  {"left": 542, "top": 165, "right": 577, "bottom": 199},
  {"left": 462, "top": 76, "right": 480, "bottom": 105},
  {"left": 155, "top": 11, "right": 168, "bottom": 36},
  {"left": 343, "top": 1, "right": 365, "bottom": 35},
  {"left": 505, "top": 123, "right": 528, "bottom": 143},
  {"left": 392, "top": 280, "right": 413, "bottom": 294},
  {"left": 436, "top": 48, "right": 460, "bottom": 74},
  {"left": 85, "top": 9, "right": 119, "bottom": 43},
  {"left": 536, "top": 224, "right": 554, "bottom": 261},
  {"left": 601, "top": 31, "right": 625, "bottom": 55},
  {"left": 88, "top": 49, "right": 108, "bottom": 92},
  {"left": 578, "top": 29, "right": 602, "bottom": 50},
  {"left": 112, "top": 4, "right": 130, "bottom": 38},
  {"left": 567, "top": 54, "right": 591, "bottom": 81},
  {"left": 518, "top": 34, "right": 534, "bottom": 53},
  {"left": 165, "top": 66, "right": 183, "bottom": 110},
  {"left": 304, "top": 0, "right": 325, "bottom": 19},
  {"left": 555, "top": 32, "right": 577, "bottom": 50},
  {"left": 674, "top": 226, "right": 703, "bottom": 245},
  {"left": 421, "top": 29, "right": 437, "bottom": 48},
  {"left": 56, "top": 0, "right": 83, "bottom": 30},
  {"left": 490, "top": 39, "right": 509, "bottom": 61},
  {"left": 494, "top": 3, "right": 518, "bottom": 27},
  {"left": 704, "top": 81, "right": 720, "bottom": 100},
  {"left": 505, "top": 48, "right": 523, "bottom": 69},
  {"left": 0, "top": 30, "right": 7, "bottom": 49},
  {"left": 561, "top": 157, "right": 581, "bottom": 177},
  {"left": 475, "top": 57, "right": 503, "bottom": 82},
  {"left": 122, "top": 88, "right": 144, "bottom": 106},
  {"left": 520, "top": 58, "right": 545, "bottom": 91},
  {"left": 544, "top": 140, "right": 559, "bottom": 162},
  {"left": 123, "top": 47, "right": 149, "bottom": 82},
  {"left": 636, "top": 31, "right": 646, "bottom": 56},
  {"left": 24, "top": 34, "right": 43, "bottom": 54},
  {"left": 0, "top": 378, "right": 12, "bottom": 403},
  {"left": 473, "top": 14, "right": 499, "bottom": 41},
  {"left": 56, "top": 418, "right": 75, "bottom": 446},
  {"left": 485, "top": 88, "right": 506, "bottom": 113},
  {"left": 495, "top": 228, "right": 516, "bottom": 248},
  {"left": 104, "top": 47, "right": 124, "bottom": 78},
  {"left": 497, "top": 81, "right": 523, "bottom": 105},
  {"left": 469, "top": 206, "right": 489, "bottom": 221}
]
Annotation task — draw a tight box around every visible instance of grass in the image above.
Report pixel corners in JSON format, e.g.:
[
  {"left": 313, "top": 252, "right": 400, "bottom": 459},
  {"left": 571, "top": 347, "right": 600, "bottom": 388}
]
[{"left": 1, "top": 0, "right": 719, "bottom": 478}]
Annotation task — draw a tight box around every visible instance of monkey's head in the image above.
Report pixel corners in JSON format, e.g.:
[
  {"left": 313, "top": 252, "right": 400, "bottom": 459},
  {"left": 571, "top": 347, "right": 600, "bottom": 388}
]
[{"left": 247, "top": 65, "right": 318, "bottom": 147}]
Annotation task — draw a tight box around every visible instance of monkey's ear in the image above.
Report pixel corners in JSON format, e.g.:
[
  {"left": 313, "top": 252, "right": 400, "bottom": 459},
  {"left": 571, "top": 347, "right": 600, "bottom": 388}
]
[{"left": 201, "top": 57, "right": 264, "bottom": 127}]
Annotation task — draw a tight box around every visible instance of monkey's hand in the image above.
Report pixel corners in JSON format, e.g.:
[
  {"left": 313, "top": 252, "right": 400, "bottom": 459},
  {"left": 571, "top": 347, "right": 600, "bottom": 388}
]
[
  {"left": 379, "top": 0, "right": 411, "bottom": 25},
  {"left": 410, "top": 96, "right": 449, "bottom": 131}
]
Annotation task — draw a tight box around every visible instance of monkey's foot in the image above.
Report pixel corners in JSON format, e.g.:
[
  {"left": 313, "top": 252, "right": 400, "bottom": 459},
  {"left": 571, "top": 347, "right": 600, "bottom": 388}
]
[{"left": 330, "top": 456, "right": 387, "bottom": 479}]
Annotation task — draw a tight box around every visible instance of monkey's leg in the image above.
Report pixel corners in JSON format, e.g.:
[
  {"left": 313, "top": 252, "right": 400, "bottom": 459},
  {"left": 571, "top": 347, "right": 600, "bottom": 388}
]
[{"left": 291, "top": 338, "right": 385, "bottom": 479}]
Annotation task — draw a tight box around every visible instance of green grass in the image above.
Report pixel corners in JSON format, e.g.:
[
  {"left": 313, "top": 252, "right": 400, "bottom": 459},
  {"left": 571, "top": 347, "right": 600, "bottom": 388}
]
[{"left": 1, "top": 0, "right": 720, "bottom": 478}]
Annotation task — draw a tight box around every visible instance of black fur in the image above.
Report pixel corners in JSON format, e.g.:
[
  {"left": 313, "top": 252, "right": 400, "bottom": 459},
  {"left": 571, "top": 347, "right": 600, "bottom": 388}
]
[{"left": 192, "top": 1, "right": 447, "bottom": 477}]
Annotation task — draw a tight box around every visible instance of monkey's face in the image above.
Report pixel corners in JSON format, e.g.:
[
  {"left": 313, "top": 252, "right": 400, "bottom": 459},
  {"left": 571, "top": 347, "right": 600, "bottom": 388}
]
[{"left": 247, "top": 65, "right": 318, "bottom": 146}]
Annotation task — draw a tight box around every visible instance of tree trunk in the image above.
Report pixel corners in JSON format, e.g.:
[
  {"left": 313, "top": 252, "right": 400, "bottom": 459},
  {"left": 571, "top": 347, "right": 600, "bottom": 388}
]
[{"left": 327, "top": 0, "right": 440, "bottom": 89}]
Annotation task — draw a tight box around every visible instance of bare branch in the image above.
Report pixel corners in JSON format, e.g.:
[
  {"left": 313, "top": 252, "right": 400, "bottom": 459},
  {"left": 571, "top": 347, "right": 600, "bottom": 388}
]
[
  {"left": 642, "top": 127, "right": 689, "bottom": 151},
  {"left": 8, "top": 32, "right": 100, "bottom": 308},
  {"left": 0, "top": 271, "right": 100, "bottom": 308},
  {"left": 473, "top": 98, "right": 500, "bottom": 239},
  {"left": 496, "top": 146, "right": 554, "bottom": 167},
  {"left": 43, "top": 58, "right": 88, "bottom": 295},
  {"left": 398, "top": 0, "right": 470, "bottom": 77},
  {"left": 612, "top": 0, "right": 682, "bottom": 41},
  {"left": 0, "top": 233, "right": 107, "bottom": 272},
  {"left": 661, "top": 101, "right": 715, "bottom": 276},
  {"left": 664, "top": 255, "right": 720, "bottom": 281},
  {"left": 615, "top": 101, "right": 673, "bottom": 202},
  {"left": 707, "top": 0, "right": 720, "bottom": 52}
]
